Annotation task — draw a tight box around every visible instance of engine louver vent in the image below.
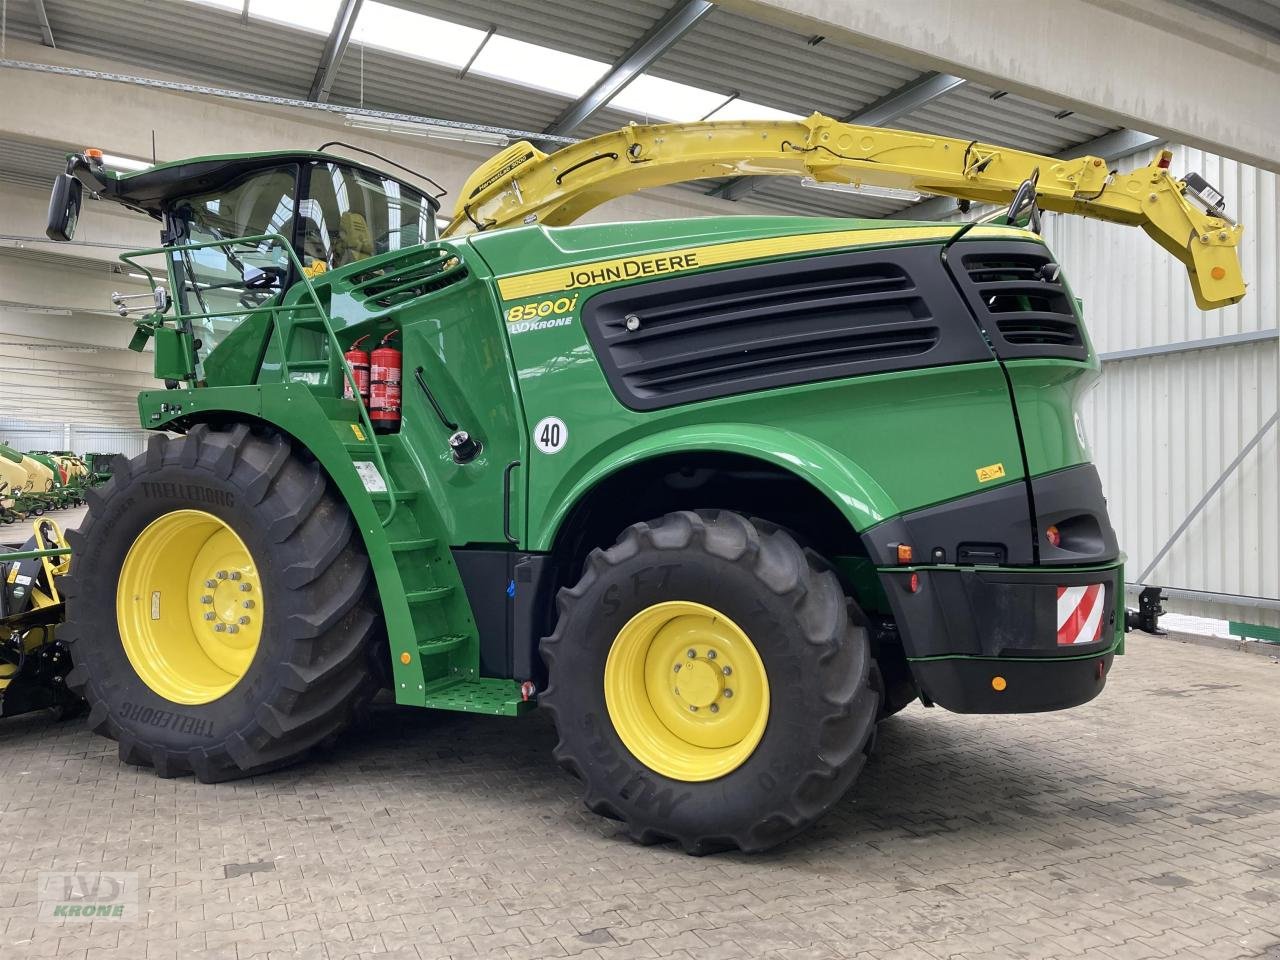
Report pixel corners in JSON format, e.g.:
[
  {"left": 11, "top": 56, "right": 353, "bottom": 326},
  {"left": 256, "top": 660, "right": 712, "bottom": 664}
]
[
  {"left": 957, "top": 247, "right": 1088, "bottom": 361},
  {"left": 347, "top": 245, "right": 467, "bottom": 309},
  {"left": 582, "top": 245, "right": 992, "bottom": 411}
]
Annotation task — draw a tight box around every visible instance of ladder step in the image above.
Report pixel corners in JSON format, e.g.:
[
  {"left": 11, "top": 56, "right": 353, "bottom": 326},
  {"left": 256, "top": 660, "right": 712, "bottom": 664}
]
[
  {"left": 417, "top": 634, "right": 465, "bottom": 656},
  {"left": 420, "top": 678, "right": 531, "bottom": 717},
  {"left": 405, "top": 586, "right": 453, "bottom": 604},
  {"left": 390, "top": 536, "right": 437, "bottom": 552}
]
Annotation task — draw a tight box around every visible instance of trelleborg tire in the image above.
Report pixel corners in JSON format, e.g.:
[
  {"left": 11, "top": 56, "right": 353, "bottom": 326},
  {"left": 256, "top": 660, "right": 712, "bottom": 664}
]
[
  {"left": 540, "top": 510, "right": 880, "bottom": 854},
  {"left": 62, "top": 424, "right": 379, "bottom": 782}
]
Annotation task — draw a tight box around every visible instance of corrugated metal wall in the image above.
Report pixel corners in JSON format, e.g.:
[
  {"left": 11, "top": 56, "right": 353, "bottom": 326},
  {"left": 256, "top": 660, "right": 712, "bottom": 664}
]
[
  {"left": 0, "top": 419, "right": 66, "bottom": 452},
  {"left": 1041, "top": 144, "right": 1279, "bottom": 627},
  {"left": 0, "top": 418, "right": 150, "bottom": 458},
  {"left": 69, "top": 424, "right": 150, "bottom": 459}
]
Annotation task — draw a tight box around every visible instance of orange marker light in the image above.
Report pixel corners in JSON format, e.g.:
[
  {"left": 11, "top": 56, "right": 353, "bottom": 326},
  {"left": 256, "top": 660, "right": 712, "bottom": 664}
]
[
  {"left": 1211, "top": 266, "right": 1226, "bottom": 280},
  {"left": 85, "top": 148, "right": 104, "bottom": 160},
  {"left": 1045, "top": 525, "right": 1061, "bottom": 548},
  {"left": 896, "top": 543, "right": 913, "bottom": 564},
  {"left": 399, "top": 651, "right": 412, "bottom": 665},
  {"left": 1157, "top": 150, "right": 1172, "bottom": 169},
  {"left": 992, "top": 676, "right": 1007, "bottom": 692}
]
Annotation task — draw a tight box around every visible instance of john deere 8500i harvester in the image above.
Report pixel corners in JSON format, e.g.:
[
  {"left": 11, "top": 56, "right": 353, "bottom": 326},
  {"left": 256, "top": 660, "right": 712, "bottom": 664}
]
[{"left": 41, "top": 113, "right": 1244, "bottom": 852}]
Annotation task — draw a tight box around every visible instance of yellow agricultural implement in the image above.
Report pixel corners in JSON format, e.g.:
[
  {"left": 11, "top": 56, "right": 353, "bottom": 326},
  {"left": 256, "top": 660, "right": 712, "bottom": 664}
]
[{"left": 0, "top": 520, "right": 76, "bottom": 718}]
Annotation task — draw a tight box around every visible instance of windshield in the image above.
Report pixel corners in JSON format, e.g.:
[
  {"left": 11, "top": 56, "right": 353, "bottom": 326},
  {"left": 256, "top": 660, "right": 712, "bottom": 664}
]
[{"left": 298, "top": 162, "right": 437, "bottom": 279}]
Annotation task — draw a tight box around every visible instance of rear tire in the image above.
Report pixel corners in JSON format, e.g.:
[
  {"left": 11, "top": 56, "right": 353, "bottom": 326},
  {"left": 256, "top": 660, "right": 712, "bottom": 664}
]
[
  {"left": 541, "top": 510, "right": 880, "bottom": 854},
  {"left": 62, "top": 425, "right": 379, "bottom": 782}
]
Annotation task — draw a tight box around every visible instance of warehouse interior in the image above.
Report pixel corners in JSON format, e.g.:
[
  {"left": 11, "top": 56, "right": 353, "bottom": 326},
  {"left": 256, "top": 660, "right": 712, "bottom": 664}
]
[
  {"left": 0, "top": 0, "right": 1274, "bottom": 627},
  {"left": 0, "top": 0, "right": 1277, "bottom": 954}
]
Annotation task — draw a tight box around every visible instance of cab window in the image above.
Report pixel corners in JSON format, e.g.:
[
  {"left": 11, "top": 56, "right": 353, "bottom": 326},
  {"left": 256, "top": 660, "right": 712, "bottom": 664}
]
[{"left": 298, "top": 163, "right": 436, "bottom": 279}]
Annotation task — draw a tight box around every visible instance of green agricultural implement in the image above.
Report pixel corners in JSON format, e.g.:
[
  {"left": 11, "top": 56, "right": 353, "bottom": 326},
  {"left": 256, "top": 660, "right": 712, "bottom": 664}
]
[
  {"left": 26, "top": 452, "right": 90, "bottom": 511},
  {"left": 36, "top": 112, "right": 1244, "bottom": 852},
  {"left": 83, "top": 452, "right": 122, "bottom": 487}
]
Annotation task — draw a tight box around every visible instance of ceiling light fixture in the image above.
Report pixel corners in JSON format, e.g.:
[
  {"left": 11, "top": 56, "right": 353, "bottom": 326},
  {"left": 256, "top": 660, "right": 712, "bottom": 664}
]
[
  {"left": 343, "top": 115, "right": 509, "bottom": 146},
  {"left": 99, "top": 153, "right": 152, "bottom": 171},
  {"left": 799, "top": 177, "right": 925, "bottom": 202}
]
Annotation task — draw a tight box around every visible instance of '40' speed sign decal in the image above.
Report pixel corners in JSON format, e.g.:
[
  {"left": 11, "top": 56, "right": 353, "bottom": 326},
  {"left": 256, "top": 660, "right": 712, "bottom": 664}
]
[{"left": 533, "top": 416, "right": 567, "bottom": 455}]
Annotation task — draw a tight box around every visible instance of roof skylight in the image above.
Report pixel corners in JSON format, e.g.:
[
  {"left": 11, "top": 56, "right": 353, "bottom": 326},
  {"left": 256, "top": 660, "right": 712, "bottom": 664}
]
[
  {"left": 471, "top": 35, "right": 609, "bottom": 100},
  {"left": 609, "top": 74, "right": 728, "bottom": 123},
  {"left": 180, "top": 0, "right": 809, "bottom": 131},
  {"left": 184, "top": 0, "right": 340, "bottom": 32},
  {"left": 350, "top": 2, "right": 490, "bottom": 70}
]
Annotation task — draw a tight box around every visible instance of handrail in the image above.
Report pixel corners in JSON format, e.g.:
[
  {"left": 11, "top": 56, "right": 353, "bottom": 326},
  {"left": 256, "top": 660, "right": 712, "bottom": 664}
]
[
  {"left": 0, "top": 547, "right": 71, "bottom": 561},
  {"left": 119, "top": 232, "right": 398, "bottom": 527}
]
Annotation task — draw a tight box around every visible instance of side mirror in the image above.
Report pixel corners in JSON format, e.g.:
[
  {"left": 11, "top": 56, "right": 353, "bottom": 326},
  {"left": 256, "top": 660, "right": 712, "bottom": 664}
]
[
  {"left": 46, "top": 174, "right": 83, "bottom": 242},
  {"left": 1005, "top": 168, "right": 1042, "bottom": 234}
]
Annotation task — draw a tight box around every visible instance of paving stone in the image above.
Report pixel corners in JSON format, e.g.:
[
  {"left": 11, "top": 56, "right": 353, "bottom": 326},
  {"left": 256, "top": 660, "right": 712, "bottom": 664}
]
[{"left": 1, "top": 636, "right": 1278, "bottom": 959}]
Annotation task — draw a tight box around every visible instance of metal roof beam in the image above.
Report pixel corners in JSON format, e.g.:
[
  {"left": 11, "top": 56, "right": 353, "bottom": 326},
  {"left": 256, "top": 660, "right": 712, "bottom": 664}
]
[
  {"left": 713, "top": 71, "right": 966, "bottom": 202},
  {"left": 31, "top": 0, "right": 56, "bottom": 48},
  {"left": 542, "top": 0, "right": 715, "bottom": 138},
  {"left": 1056, "top": 128, "right": 1164, "bottom": 162},
  {"left": 308, "top": 0, "right": 364, "bottom": 103},
  {"left": 895, "top": 127, "right": 1166, "bottom": 221}
]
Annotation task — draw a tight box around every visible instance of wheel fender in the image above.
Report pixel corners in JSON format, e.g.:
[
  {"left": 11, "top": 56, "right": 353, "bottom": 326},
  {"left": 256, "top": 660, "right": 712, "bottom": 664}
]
[
  {"left": 536, "top": 421, "right": 898, "bottom": 551},
  {"left": 147, "top": 385, "right": 466, "bottom": 700}
]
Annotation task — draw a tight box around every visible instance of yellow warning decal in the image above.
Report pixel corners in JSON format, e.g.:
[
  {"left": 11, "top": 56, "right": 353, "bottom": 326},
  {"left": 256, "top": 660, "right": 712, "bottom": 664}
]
[
  {"left": 496, "top": 225, "right": 1038, "bottom": 301},
  {"left": 350, "top": 423, "right": 366, "bottom": 442},
  {"left": 976, "top": 462, "right": 1006, "bottom": 483}
]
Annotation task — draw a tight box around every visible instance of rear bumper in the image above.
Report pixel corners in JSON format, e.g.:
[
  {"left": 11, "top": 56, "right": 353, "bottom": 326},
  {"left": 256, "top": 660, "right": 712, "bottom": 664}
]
[
  {"left": 910, "top": 652, "right": 1114, "bottom": 714},
  {"left": 878, "top": 559, "right": 1124, "bottom": 713}
]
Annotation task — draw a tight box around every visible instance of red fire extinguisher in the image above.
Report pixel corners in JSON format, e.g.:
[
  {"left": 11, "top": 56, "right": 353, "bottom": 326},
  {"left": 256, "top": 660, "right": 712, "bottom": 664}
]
[
  {"left": 342, "top": 334, "right": 370, "bottom": 405},
  {"left": 369, "top": 330, "right": 402, "bottom": 433}
]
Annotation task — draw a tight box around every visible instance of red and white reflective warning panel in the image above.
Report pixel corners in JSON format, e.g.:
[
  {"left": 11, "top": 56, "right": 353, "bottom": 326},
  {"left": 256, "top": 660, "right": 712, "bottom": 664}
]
[{"left": 1057, "top": 583, "right": 1106, "bottom": 646}]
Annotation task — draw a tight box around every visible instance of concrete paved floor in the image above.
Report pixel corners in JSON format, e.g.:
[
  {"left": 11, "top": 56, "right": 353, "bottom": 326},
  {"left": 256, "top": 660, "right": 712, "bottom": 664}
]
[
  {"left": 0, "top": 635, "right": 1278, "bottom": 960},
  {"left": 0, "top": 506, "right": 87, "bottom": 547}
]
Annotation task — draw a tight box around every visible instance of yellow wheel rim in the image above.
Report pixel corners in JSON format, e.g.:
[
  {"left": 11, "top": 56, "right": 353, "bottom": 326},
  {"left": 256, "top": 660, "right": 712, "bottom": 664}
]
[
  {"left": 116, "top": 509, "right": 263, "bottom": 705},
  {"left": 604, "top": 601, "right": 769, "bottom": 782}
]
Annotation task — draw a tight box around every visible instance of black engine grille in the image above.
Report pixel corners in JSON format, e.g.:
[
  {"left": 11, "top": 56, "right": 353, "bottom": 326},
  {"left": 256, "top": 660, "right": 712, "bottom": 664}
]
[
  {"left": 582, "top": 244, "right": 992, "bottom": 411},
  {"left": 952, "top": 244, "right": 1088, "bottom": 361}
]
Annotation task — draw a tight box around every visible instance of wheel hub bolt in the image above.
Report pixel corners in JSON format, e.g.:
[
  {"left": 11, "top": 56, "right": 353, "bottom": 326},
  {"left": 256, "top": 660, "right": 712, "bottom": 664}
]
[
  {"left": 201, "top": 595, "right": 213, "bottom": 604},
  {"left": 673, "top": 663, "right": 681, "bottom": 673},
  {"left": 709, "top": 703, "right": 719, "bottom": 713},
  {"left": 706, "top": 650, "right": 716, "bottom": 660},
  {"left": 239, "top": 583, "right": 252, "bottom": 593},
  {"left": 723, "top": 688, "right": 733, "bottom": 698},
  {"left": 238, "top": 616, "right": 250, "bottom": 625},
  {"left": 722, "top": 666, "right": 732, "bottom": 676},
  {"left": 689, "top": 705, "right": 698, "bottom": 712},
  {"left": 216, "top": 570, "right": 228, "bottom": 579},
  {"left": 230, "top": 571, "right": 242, "bottom": 581},
  {"left": 205, "top": 579, "right": 217, "bottom": 589},
  {"left": 227, "top": 624, "right": 239, "bottom": 634},
  {"left": 242, "top": 600, "right": 255, "bottom": 609},
  {"left": 203, "top": 612, "right": 216, "bottom": 621},
  {"left": 213, "top": 623, "right": 226, "bottom": 632},
  {"left": 686, "top": 649, "right": 696, "bottom": 658}
]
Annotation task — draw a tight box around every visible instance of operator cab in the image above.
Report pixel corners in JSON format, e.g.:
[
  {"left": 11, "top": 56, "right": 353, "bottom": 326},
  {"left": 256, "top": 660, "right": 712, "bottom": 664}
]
[{"left": 48, "top": 149, "right": 441, "bottom": 383}]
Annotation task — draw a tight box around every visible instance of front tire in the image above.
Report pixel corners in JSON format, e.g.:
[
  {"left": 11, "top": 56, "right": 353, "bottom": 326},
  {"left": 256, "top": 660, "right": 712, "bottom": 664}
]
[
  {"left": 62, "top": 425, "right": 379, "bottom": 782},
  {"left": 541, "top": 511, "right": 879, "bottom": 854}
]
